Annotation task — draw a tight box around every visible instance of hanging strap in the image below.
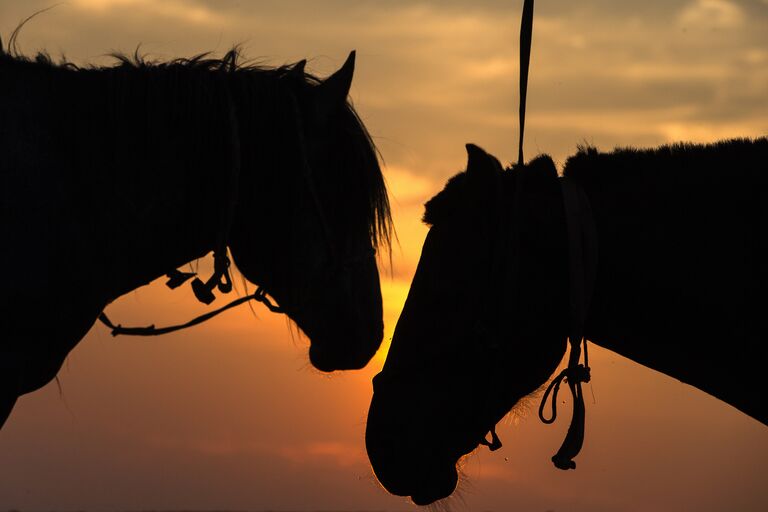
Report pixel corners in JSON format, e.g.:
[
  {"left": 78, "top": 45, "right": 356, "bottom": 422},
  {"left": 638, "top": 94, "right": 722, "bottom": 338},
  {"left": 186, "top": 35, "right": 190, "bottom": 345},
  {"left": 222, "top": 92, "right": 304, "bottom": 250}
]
[{"left": 518, "top": 0, "right": 535, "bottom": 166}]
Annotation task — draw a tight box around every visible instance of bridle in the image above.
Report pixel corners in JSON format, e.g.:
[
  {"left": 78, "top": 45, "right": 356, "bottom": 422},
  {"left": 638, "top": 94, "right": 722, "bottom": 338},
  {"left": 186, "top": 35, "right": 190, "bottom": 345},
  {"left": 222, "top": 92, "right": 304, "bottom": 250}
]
[{"left": 98, "top": 74, "right": 371, "bottom": 337}]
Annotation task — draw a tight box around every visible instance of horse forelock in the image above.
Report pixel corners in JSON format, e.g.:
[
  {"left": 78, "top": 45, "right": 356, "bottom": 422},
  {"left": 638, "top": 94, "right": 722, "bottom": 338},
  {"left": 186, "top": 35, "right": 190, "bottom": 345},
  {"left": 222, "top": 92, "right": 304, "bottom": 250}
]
[{"left": 422, "top": 153, "right": 559, "bottom": 227}]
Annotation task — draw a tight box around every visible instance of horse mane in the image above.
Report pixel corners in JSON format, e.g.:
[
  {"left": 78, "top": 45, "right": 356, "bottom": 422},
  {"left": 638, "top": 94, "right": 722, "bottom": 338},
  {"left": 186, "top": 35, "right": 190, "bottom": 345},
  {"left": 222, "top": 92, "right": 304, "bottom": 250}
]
[
  {"left": 0, "top": 28, "right": 392, "bottom": 252},
  {"left": 563, "top": 137, "right": 768, "bottom": 183}
]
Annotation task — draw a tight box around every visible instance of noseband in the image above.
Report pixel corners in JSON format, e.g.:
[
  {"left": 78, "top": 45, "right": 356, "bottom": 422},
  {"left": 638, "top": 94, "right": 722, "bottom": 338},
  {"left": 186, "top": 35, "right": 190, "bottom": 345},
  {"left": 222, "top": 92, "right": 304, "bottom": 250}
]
[{"left": 98, "top": 80, "right": 367, "bottom": 337}]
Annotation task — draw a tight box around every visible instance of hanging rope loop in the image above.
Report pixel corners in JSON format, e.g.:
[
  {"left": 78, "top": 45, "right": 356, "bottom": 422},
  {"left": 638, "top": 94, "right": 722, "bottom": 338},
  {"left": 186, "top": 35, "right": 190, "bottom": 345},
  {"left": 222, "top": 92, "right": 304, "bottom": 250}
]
[
  {"left": 538, "top": 338, "right": 591, "bottom": 423},
  {"left": 537, "top": 337, "right": 590, "bottom": 469}
]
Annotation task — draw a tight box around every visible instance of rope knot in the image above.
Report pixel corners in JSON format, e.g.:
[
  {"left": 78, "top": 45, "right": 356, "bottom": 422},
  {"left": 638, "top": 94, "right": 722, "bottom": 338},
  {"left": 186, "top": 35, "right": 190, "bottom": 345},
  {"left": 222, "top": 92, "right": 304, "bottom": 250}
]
[{"left": 565, "top": 364, "right": 591, "bottom": 384}]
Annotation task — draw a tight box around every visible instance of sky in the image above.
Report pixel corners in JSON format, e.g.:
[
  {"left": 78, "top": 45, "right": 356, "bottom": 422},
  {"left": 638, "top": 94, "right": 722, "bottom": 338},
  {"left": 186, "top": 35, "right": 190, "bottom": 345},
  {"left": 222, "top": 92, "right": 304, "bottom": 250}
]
[{"left": 1, "top": 0, "right": 767, "bottom": 510}]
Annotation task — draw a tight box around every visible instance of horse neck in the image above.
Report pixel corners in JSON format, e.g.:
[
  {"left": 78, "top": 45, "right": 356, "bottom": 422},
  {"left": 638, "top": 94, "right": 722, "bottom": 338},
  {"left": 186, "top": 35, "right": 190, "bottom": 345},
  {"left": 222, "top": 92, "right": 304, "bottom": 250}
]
[
  {"left": 566, "top": 142, "right": 768, "bottom": 425},
  {"left": 63, "top": 68, "right": 241, "bottom": 301}
]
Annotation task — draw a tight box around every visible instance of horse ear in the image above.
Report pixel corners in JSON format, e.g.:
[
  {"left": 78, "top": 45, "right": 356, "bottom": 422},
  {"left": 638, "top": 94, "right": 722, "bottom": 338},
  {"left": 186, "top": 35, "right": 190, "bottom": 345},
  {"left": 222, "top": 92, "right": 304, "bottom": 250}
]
[
  {"left": 290, "top": 59, "right": 307, "bottom": 78},
  {"left": 466, "top": 143, "right": 502, "bottom": 177},
  {"left": 315, "top": 51, "right": 355, "bottom": 118}
]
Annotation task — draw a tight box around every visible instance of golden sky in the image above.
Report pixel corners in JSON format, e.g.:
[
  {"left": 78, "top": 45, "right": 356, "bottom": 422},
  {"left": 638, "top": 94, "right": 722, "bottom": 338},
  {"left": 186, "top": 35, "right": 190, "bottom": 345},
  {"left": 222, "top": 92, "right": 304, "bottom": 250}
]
[{"left": 1, "top": 1, "right": 767, "bottom": 510}]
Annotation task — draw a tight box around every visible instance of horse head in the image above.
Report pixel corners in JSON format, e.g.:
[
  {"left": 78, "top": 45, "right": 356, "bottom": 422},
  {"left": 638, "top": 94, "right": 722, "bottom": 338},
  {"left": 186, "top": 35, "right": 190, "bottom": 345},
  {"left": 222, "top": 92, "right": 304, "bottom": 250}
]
[
  {"left": 366, "top": 144, "right": 569, "bottom": 505},
  {"left": 228, "top": 52, "right": 392, "bottom": 372}
]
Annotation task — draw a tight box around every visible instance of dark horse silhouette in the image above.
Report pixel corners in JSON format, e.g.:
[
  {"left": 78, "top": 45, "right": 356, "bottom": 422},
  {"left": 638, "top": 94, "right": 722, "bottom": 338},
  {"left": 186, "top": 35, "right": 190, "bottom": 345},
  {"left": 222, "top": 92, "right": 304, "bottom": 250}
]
[
  {"left": 366, "top": 138, "right": 768, "bottom": 505},
  {"left": 0, "top": 40, "right": 392, "bottom": 429}
]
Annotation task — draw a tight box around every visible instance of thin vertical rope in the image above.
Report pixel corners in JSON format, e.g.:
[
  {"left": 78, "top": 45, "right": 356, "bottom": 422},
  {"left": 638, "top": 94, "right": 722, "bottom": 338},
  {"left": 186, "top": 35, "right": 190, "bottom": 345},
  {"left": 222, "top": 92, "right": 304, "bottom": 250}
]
[{"left": 518, "top": 0, "right": 535, "bottom": 166}]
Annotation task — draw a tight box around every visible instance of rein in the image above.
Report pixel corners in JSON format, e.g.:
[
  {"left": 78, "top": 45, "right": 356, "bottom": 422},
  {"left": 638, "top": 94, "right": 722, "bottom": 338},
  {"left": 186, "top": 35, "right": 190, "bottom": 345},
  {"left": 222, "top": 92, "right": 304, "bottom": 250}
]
[{"left": 98, "top": 78, "right": 335, "bottom": 337}]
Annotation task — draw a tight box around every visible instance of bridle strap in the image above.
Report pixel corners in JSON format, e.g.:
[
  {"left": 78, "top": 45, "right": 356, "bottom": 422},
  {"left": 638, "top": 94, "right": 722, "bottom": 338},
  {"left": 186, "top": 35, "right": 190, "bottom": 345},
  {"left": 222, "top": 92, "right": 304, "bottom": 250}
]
[
  {"left": 537, "top": 177, "right": 598, "bottom": 470},
  {"left": 98, "top": 286, "right": 283, "bottom": 337}
]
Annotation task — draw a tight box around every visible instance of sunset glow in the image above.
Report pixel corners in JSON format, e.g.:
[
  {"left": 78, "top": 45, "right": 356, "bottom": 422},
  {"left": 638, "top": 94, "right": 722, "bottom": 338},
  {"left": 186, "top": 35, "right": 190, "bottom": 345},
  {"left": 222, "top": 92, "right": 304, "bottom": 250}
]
[{"left": 1, "top": 1, "right": 766, "bottom": 511}]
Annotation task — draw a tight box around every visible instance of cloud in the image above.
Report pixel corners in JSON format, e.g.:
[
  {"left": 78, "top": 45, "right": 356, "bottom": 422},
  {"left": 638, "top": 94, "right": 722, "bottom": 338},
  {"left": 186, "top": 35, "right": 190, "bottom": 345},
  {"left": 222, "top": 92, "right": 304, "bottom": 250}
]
[
  {"left": 678, "top": 0, "right": 745, "bottom": 29},
  {"left": 72, "top": 0, "right": 229, "bottom": 26}
]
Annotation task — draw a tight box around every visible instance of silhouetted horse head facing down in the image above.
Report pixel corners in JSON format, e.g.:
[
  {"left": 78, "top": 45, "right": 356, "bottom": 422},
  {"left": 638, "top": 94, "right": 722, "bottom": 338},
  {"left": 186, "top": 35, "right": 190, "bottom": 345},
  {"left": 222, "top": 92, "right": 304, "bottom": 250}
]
[
  {"left": 366, "top": 145, "right": 569, "bottom": 505},
  {"left": 0, "top": 42, "right": 392, "bottom": 428},
  {"left": 224, "top": 51, "right": 391, "bottom": 371},
  {"left": 367, "top": 138, "right": 768, "bottom": 505}
]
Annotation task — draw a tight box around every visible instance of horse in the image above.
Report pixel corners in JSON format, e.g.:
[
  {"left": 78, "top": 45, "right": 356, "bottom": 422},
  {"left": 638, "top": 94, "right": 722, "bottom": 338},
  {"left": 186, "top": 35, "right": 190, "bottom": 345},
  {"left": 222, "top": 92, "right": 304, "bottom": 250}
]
[
  {"left": 0, "top": 38, "right": 392, "bottom": 429},
  {"left": 365, "top": 138, "right": 768, "bottom": 505}
]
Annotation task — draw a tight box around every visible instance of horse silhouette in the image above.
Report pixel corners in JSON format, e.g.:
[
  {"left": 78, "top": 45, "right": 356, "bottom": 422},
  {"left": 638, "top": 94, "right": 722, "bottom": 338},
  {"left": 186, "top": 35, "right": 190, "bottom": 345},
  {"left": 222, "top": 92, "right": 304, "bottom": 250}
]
[
  {"left": 366, "top": 138, "right": 768, "bottom": 505},
  {"left": 0, "top": 40, "right": 392, "bottom": 429}
]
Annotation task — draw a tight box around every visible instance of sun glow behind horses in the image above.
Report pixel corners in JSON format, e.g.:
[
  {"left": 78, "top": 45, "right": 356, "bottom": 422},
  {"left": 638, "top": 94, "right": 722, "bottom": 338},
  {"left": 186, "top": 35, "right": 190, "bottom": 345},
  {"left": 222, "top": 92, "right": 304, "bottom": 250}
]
[{"left": 1, "top": 1, "right": 767, "bottom": 511}]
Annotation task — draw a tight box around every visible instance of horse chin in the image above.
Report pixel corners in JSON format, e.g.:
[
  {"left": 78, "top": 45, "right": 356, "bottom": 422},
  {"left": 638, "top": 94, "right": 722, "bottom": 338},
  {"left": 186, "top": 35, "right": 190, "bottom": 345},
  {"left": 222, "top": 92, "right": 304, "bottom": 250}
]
[
  {"left": 304, "top": 307, "right": 383, "bottom": 372},
  {"left": 366, "top": 376, "right": 477, "bottom": 505},
  {"left": 230, "top": 255, "right": 384, "bottom": 372},
  {"left": 301, "top": 263, "right": 384, "bottom": 371},
  {"left": 371, "top": 450, "right": 460, "bottom": 506}
]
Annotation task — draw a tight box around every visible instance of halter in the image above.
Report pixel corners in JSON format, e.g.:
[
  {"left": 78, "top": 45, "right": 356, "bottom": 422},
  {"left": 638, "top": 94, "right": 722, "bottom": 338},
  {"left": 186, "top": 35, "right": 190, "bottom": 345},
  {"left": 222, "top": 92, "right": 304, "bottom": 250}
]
[
  {"left": 478, "top": 0, "right": 598, "bottom": 471},
  {"left": 98, "top": 77, "right": 346, "bottom": 337}
]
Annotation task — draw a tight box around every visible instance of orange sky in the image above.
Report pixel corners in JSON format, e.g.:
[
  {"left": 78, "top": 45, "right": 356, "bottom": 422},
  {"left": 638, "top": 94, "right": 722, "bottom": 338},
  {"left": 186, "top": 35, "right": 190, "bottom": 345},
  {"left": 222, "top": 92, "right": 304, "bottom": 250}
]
[{"left": 1, "top": 1, "right": 767, "bottom": 510}]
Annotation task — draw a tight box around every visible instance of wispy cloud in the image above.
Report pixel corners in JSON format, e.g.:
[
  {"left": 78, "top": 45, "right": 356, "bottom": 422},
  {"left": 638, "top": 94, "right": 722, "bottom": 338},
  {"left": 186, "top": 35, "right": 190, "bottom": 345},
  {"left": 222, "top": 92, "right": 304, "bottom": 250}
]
[
  {"left": 678, "top": 0, "right": 746, "bottom": 30},
  {"left": 72, "top": 0, "right": 229, "bottom": 26}
]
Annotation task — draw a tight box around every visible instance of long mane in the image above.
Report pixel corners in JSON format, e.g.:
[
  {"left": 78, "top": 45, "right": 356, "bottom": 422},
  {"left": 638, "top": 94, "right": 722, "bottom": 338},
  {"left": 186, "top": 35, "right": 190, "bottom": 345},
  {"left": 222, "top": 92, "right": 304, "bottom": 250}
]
[{"left": 0, "top": 30, "right": 392, "bottom": 252}]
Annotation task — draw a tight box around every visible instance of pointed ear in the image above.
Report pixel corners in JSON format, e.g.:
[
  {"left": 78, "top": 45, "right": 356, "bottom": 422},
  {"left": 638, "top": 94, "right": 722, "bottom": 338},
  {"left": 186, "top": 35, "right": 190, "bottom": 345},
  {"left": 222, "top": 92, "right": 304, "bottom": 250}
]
[
  {"left": 315, "top": 51, "right": 355, "bottom": 118},
  {"left": 466, "top": 143, "right": 503, "bottom": 177},
  {"left": 289, "top": 59, "right": 307, "bottom": 78}
]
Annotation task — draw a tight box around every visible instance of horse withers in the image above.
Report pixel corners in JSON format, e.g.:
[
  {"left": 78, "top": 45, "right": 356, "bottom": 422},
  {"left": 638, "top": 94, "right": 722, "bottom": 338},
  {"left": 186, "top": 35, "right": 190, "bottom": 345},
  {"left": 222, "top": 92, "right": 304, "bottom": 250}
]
[
  {"left": 366, "top": 139, "right": 768, "bottom": 505},
  {"left": 0, "top": 42, "right": 392, "bottom": 428}
]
